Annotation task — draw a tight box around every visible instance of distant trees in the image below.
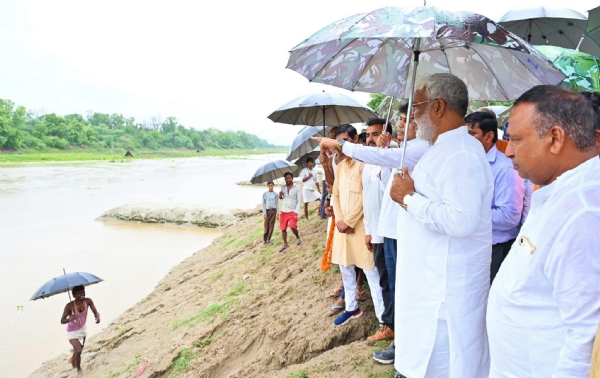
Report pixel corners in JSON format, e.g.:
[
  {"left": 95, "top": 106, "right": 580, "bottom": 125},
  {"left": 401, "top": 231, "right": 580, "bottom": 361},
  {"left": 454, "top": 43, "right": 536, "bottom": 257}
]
[
  {"left": 0, "top": 98, "right": 275, "bottom": 151},
  {"left": 367, "top": 94, "right": 386, "bottom": 111}
]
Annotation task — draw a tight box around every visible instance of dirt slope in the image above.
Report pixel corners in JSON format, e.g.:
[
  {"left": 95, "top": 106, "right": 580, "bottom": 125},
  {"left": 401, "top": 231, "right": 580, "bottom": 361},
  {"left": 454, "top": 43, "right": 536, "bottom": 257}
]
[{"left": 30, "top": 203, "right": 395, "bottom": 378}]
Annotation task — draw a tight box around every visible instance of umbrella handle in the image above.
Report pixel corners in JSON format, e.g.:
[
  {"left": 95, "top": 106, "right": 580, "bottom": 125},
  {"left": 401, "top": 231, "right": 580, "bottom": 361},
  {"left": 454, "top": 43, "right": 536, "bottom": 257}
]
[
  {"left": 399, "top": 40, "right": 421, "bottom": 174},
  {"left": 383, "top": 95, "right": 395, "bottom": 135},
  {"left": 63, "top": 268, "right": 77, "bottom": 323}
]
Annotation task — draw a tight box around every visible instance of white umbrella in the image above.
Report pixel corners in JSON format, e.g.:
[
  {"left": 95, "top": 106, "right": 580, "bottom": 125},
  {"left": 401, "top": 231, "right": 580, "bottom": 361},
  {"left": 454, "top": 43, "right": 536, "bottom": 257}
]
[
  {"left": 268, "top": 90, "right": 378, "bottom": 135},
  {"left": 498, "top": 7, "right": 600, "bottom": 57}
]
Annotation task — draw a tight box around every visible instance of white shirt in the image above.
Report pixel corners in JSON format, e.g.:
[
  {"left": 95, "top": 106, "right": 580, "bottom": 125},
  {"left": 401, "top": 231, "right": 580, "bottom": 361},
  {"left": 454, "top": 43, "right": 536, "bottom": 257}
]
[
  {"left": 395, "top": 126, "right": 493, "bottom": 378},
  {"left": 362, "top": 164, "right": 384, "bottom": 244},
  {"left": 343, "top": 138, "right": 429, "bottom": 240},
  {"left": 299, "top": 167, "right": 317, "bottom": 190},
  {"left": 488, "top": 156, "right": 600, "bottom": 378},
  {"left": 280, "top": 184, "right": 301, "bottom": 214}
]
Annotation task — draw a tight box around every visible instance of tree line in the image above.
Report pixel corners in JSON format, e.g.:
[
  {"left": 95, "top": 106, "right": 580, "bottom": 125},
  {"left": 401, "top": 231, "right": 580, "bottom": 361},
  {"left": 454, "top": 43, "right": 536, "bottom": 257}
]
[{"left": 0, "top": 99, "right": 275, "bottom": 151}]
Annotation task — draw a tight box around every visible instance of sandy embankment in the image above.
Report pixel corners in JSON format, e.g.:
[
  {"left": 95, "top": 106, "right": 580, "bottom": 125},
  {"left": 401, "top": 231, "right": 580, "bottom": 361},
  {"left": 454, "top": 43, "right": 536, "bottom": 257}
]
[
  {"left": 99, "top": 203, "right": 259, "bottom": 228},
  {"left": 33, "top": 203, "right": 395, "bottom": 378}
]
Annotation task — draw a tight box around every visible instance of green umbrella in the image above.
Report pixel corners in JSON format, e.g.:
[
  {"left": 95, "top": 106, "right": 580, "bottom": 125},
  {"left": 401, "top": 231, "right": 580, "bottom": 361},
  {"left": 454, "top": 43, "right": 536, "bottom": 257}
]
[{"left": 535, "top": 45, "right": 600, "bottom": 92}]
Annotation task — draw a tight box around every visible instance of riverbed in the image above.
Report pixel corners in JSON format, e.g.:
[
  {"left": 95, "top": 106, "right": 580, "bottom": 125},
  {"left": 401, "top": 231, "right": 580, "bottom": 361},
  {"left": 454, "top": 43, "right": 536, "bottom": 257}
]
[{"left": 0, "top": 154, "right": 282, "bottom": 377}]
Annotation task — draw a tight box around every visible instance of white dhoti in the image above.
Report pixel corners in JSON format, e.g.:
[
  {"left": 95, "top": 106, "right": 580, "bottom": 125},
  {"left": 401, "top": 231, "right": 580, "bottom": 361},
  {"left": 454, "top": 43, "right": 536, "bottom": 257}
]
[
  {"left": 67, "top": 324, "right": 87, "bottom": 342},
  {"left": 303, "top": 188, "right": 320, "bottom": 203}
]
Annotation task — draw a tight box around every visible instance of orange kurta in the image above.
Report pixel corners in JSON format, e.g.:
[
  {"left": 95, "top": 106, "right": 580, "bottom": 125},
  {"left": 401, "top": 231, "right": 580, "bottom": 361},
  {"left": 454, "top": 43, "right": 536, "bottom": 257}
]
[{"left": 331, "top": 158, "right": 374, "bottom": 270}]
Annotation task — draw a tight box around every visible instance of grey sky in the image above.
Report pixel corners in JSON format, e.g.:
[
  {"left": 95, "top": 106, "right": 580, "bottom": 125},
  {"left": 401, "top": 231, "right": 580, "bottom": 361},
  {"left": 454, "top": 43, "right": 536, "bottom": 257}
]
[{"left": 0, "top": 0, "right": 597, "bottom": 145}]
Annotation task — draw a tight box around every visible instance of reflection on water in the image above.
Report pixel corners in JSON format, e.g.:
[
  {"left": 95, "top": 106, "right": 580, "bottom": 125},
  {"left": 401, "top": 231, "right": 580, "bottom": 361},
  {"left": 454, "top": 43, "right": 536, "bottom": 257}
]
[{"left": 0, "top": 155, "right": 282, "bottom": 377}]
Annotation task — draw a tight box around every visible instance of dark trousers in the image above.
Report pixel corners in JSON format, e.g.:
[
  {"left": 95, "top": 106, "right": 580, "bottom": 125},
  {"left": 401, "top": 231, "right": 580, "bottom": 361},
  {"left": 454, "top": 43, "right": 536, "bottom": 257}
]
[
  {"left": 263, "top": 209, "right": 277, "bottom": 243},
  {"left": 383, "top": 237, "right": 397, "bottom": 328},
  {"left": 319, "top": 179, "right": 328, "bottom": 218},
  {"left": 374, "top": 243, "right": 394, "bottom": 329},
  {"left": 491, "top": 238, "right": 515, "bottom": 283}
]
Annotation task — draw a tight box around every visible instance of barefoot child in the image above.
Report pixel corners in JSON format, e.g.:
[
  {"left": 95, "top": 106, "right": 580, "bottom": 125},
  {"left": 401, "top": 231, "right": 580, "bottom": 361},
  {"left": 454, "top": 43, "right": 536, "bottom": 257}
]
[{"left": 61, "top": 285, "right": 100, "bottom": 375}]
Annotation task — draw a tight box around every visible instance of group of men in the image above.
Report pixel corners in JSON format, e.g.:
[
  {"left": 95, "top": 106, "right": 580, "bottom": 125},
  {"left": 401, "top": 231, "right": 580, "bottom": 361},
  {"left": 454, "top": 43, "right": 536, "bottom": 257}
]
[
  {"left": 312, "top": 73, "right": 600, "bottom": 377},
  {"left": 261, "top": 157, "right": 322, "bottom": 252}
]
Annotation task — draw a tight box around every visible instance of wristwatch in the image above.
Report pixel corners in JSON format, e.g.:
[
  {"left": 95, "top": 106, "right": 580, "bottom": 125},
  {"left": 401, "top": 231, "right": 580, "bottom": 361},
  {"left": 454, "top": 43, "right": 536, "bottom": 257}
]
[
  {"left": 335, "top": 139, "right": 345, "bottom": 150},
  {"left": 400, "top": 191, "right": 417, "bottom": 211}
]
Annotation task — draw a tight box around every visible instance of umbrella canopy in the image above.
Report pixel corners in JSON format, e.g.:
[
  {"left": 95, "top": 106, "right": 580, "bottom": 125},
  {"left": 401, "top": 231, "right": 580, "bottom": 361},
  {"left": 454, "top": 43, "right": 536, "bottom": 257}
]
[
  {"left": 250, "top": 160, "right": 298, "bottom": 184},
  {"left": 31, "top": 272, "right": 103, "bottom": 300},
  {"left": 498, "top": 7, "right": 600, "bottom": 57},
  {"left": 293, "top": 149, "right": 321, "bottom": 171},
  {"left": 586, "top": 6, "right": 600, "bottom": 47},
  {"left": 536, "top": 45, "right": 600, "bottom": 92},
  {"left": 287, "top": 6, "right": 565, "bottom": 101},
  {"left": 268, "top": 91, "right": 377, "bottom": 128},
  {"left": 287, "top": 5, "right": 565, "bottom": 168},
  {"left": 287, "top": 126, "right": 332, "bottom": 161}
]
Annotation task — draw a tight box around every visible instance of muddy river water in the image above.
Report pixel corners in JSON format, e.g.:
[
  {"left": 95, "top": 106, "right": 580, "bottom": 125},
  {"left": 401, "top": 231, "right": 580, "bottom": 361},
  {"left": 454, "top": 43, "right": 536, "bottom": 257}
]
[{"left": 0, "top": 154, "right": 282, "bottom": 377}]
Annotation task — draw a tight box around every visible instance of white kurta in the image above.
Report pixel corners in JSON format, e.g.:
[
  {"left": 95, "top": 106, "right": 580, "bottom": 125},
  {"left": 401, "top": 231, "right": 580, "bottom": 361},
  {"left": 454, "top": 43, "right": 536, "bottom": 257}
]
[
  {"left": 395, "top": 126, "right": 493, "bottom": 378},
  {"left": 488, "top": 156, "right": 600, "bottom": 378},
  {"left": 342, "top": 138, "right": 430, "bottom": 240},
  {"left": 362, "top": 163, "right": 385, "bottom": 244}
]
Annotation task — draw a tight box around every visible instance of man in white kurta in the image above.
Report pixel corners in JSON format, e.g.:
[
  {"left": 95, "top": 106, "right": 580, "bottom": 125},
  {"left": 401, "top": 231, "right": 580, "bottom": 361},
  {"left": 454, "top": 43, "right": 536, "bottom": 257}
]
[
  {"left": 390, "top": 74, "right": 493, "bottom": 378},
  {"left": 488, "top": 86, "right": 600, "bottom": 377}
]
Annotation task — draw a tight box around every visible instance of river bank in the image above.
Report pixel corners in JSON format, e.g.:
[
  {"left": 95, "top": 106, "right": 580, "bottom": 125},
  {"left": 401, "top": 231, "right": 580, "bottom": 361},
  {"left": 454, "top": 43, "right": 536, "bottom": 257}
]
[
  {"left": 29, "top": 203, "right": 396, "bottom": 378},
  {"left": 0, "top": 147, "right": 287, "bottom": 164}
]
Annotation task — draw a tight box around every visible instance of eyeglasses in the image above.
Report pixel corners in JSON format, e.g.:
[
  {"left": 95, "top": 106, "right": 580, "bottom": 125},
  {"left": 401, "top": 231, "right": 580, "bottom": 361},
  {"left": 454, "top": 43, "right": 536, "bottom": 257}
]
[{"left": 411, "top": 98, "right": 440, "bottom": 109}]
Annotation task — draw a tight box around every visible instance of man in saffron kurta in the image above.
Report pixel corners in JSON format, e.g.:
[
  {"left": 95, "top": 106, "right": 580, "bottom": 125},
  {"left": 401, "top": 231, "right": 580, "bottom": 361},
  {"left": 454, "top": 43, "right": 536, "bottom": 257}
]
[{"left": 330, "top": 124, "right": 384, "bottom": 327}]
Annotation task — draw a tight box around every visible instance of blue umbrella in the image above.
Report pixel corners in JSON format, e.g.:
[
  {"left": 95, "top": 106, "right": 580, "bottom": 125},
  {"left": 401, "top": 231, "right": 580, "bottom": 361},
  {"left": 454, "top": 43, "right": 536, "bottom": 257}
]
[
  {"left": 31, "top": 271, "right": 103, "bottom": 301},
  {"left": 286, "top": 126, "right": 332, "bottom": 161},
  {"left": 250, "top": 160, "right": 298, "bottom": 184}
]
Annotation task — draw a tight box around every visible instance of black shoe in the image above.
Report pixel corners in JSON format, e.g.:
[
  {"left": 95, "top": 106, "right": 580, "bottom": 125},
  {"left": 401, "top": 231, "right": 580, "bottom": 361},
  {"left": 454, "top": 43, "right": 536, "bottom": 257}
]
[
  {"left": 372, "top": 345, "right": 394, "bottom": 364},
  {"left": 395, "top": 372, "right": 407, "bottom": 378}
]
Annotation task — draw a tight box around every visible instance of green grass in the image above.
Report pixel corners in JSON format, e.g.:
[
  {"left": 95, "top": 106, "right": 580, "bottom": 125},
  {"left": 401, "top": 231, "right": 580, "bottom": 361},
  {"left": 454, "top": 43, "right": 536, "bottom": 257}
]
[
  {"left": 172, "top": 301, "right": 232, "bottom": 329},
  {"left": 228, "top": 282, "right": 245, "bottom": 296},
  {"left": 168, "top": 347, "right": 198, "bottom": 378},
  {"left": 195, "top": 336, "right": 213, "bottom": 348},
  {"left": 207, "top": 267, "right": 228, "bottom": 283},
  {"left": 0, "top": 147, "right": 288, "bottom": 164},
  {"left": 287, "top": 370, "right": 309, "bottom": 378},
  {"left": 101, "top": 357, "right": 141, "bottom": 378},
  {"left": 222, "top": 237, "right": 237, "bottom": 248}
]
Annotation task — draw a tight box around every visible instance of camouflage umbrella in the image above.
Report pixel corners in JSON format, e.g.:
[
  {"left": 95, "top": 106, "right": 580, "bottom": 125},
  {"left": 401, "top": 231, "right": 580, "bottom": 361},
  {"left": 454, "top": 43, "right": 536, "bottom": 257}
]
[
  {"left": 535, "top": 45, "right": 600, "bottom": 92},
  {"left": 498, "top": 7, "right": 600, "bottom": 58},
  {"left": 286, "top": 6, "right": 565, "bottom": 168}
]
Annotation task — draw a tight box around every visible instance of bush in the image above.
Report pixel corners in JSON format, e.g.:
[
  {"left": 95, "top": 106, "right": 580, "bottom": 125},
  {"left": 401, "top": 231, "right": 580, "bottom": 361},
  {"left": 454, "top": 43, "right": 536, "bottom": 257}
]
[
  {"left": 43, "top": 136, "right": 69, "bottom": 149},
  {"left": 21, "top": 132, "right": 47, "bottom": 149}
]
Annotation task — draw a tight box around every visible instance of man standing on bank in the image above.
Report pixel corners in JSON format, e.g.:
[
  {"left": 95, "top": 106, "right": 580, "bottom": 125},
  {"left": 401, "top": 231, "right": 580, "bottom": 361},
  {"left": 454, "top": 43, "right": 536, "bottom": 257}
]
[
  {"left": 487, "top": 86, "right": 600, "bottom": 378},
  {"left": 279, "top": 172, "right": 302, "bottom": 252},
  {"left": 299, "top": 157, "right": 321, "bottom": 220},
  {"left": 390, "top": 73, "right": 493, "bottom": 378},
  {"left": 61, "top": 285, "right": 100, "bottom": 376}
]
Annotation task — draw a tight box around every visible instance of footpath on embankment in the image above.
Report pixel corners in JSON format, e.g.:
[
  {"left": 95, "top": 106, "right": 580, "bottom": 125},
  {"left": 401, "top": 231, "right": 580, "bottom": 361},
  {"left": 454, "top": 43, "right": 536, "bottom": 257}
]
[{"left": 30, "top": 202, "right": 396, "bottom": 378}]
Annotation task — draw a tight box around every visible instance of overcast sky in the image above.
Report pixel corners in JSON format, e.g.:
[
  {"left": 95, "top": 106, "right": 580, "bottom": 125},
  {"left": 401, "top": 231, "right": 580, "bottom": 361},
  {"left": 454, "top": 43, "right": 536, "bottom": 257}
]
[{"left": 0, "top": 0, "right": 597, "bottom": 145}]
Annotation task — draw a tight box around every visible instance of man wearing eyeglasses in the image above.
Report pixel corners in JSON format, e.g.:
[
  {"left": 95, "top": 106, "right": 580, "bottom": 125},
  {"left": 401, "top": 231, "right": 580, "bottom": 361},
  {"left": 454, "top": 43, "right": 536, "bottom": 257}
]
[{"left": 389, "top": 73, "right": 493, "bottom": 378}]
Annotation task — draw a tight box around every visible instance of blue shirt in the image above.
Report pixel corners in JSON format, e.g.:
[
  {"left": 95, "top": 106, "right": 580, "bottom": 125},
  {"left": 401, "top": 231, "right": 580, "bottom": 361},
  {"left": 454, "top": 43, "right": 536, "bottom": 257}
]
[{"left": 487, "top": 145, "right": 525, "bottom": 244}]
